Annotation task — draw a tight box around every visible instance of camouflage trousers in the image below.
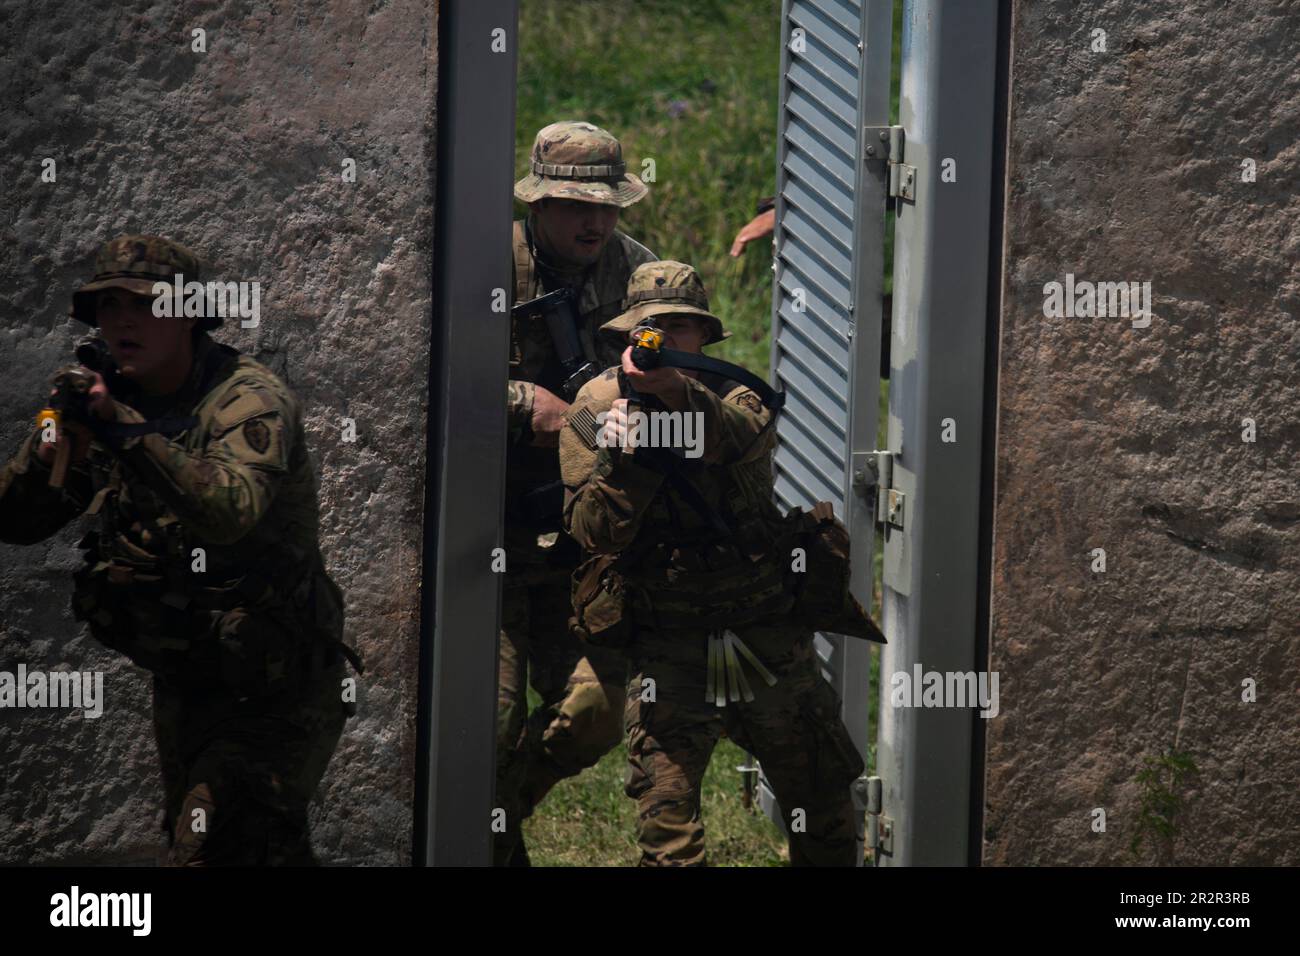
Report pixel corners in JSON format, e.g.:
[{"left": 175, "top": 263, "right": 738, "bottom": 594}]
[
  {"left": 153, "top": 657, "right": 347, "bottom": 866},
  {"left": 623, "top": 618, "right": 864, "bottom": 866},
  {"left": 495, "top": 566, "right": 626, "bottom": 864}
]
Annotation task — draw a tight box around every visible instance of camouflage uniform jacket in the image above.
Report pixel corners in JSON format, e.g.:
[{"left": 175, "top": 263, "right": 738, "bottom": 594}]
[
  {"left": 505, "top": 218, "right": 654, "bottom": 569},
  {"left": 559, "top": 366, "right": 793, "bottom": 630},
  {"left": 0, "top": 333, "right": 345, "bottom": 690}
]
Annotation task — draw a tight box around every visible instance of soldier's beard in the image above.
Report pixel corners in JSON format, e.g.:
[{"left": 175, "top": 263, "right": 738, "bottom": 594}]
[{"left": 541, "top": 237, "right": 603, "bottom": 270}]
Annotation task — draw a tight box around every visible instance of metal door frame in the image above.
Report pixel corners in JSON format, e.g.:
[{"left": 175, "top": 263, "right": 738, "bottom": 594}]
[
  {"left": 874, "top": 0, "right": 1000, "bottom": 867},
  {"left": 415, "top": 0, "right": 519, "bottom": 867}
]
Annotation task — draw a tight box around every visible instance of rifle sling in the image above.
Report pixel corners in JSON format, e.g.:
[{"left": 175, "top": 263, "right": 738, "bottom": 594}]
[
  {"left": 91, "top": 416, "right": 201, "bottom": 442},
  {"left": 655, "top": 348, "right": 785, "bottom": 411}
]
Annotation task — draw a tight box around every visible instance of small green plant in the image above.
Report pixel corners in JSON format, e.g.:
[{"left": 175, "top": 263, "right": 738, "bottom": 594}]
[{"left": 1129, "top": 749, "right": 1198, "bottom": 858}]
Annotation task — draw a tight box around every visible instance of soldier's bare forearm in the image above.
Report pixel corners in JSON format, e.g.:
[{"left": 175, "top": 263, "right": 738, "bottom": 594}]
[
  {"left": 530, "top": 385, "right": 570, "bottom": 447},
  {"left": 506, "top": 379, "right": 536, "bottom": 446}
]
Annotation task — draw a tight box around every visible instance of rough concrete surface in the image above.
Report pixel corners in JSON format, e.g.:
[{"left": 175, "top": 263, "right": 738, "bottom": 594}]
[
  {"left": 985, "top": 0, "right": 1299, "bottom": 863},
  {"left": 0, "top": 0, "right": 437, "bottom": 864}
]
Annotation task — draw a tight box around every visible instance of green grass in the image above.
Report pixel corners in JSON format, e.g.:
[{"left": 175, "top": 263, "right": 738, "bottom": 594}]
[
  {"left": 516, "top": 0, "right": 901, "bottom": 865},
  {"left": 521, "top": 704, "right": 788, "bottom": 867},
  {"left": 1130, "top": 750, "right": 1198, "bottom": 860}
]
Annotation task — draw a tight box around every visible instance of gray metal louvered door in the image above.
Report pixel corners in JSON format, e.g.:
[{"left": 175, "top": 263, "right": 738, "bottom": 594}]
[{"left": 758, "top": 0, "right": 893, "bottom": 856}]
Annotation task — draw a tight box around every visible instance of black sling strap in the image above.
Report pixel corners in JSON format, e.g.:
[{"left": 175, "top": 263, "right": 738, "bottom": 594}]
[{"left": 651, "top": 348, "right": 785, "bottom": 412}]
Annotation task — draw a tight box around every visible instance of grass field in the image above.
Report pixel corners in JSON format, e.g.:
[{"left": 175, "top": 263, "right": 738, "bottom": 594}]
[
  {"left": 515, "top": 0, "right": 899, "bottom": 866},
  {"left": 520, "top": 690, "right": 789, "bottom": 867}
]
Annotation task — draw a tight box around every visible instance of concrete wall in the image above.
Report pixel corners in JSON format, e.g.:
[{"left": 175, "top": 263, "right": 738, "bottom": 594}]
[
  {"left": 984, "top": 0, "right": 1299, "bottom": 863},
  {"left": 0, "top": 0, "right": 437, "bottom": 864}
]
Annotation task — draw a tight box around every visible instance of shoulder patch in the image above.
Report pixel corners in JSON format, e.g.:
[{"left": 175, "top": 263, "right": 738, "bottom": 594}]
[
  {"left": 734, "top": 391, "right": 764, "bottom": 414},
  {"left": 211, "top": 388, "right": 278, "bottom": 437},
  {"left": 243, "top": 418, "right": 271, "bottom": 454}
]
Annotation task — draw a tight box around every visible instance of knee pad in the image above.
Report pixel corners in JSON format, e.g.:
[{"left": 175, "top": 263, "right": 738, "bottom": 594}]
[{"left": 543, "top": 680, "right": 623, "bottom": 772}]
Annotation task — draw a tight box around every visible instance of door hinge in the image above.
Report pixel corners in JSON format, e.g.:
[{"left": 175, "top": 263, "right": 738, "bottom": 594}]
[
  {"left": 862, "top": 775, "right": 893, "bottom": 861},
  {"left": 863, "top": 125, "right": 916, "bottom": 202},
  {"left": 852, "top": 449, "right": 904, "bottom": 530}
]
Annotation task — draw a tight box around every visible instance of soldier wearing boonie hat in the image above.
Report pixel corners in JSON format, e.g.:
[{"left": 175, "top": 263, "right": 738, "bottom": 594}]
[
  {"left": 0, "top": 234, "right": 357, "bottom": 866},
  {"left": 69, "top": 234, "right": 220, "bottom": 331},
  {"left": 560, "top": 261, "right": 864, "bottom": 868},
  {"left": 598, "top": 259, "right": 731, "bottom": 349},
  {"left": 513, "top": 121, "right": 650, "bottom": 208},
  {"left": 496, "top": 121, "right": 657, "bottom": 866}
]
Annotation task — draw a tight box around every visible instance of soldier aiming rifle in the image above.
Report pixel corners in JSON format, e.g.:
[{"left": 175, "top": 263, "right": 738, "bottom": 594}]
[
  {"left": 1, "top": 235, "right": 359, "bottom": 866},
  {"left": 561, "top": 260, "right": 882, "bottom": 866}
]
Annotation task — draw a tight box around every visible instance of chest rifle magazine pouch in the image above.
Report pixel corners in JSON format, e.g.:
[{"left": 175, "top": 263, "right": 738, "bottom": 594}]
[
  {"left": 72, "top": 558, "right": 136, "bottom": 658},
  {"left": 72, "top": 558, "right": 222, "bottom": 686},
  {"left": 569, "top": 552, "right": 631, "bottom": 648}
]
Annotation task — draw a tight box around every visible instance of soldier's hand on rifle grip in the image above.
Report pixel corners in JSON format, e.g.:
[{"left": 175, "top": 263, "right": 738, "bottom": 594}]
[
  {"left": 35, "top": 413, "right": 90, "bottom": 476},
  {"left": 36, "top": 369, "right": 112, "bottom": 472},
  {"left": 621, "top": 346, "right": 687, "bottom": 410},
  {"left": 530, "top": 384, "right": 571, "bottom": 448},
  {"left": 600, "top": 398, "right": 633, "bottom": 452},
  {"left": 83, "top": 371, "right": 114, "bottom": 423}
]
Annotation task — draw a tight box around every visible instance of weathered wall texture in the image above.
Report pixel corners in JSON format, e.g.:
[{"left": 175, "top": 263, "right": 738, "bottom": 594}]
[
  {"left": 0, "top": 0, "right": 436, "bottom": 864},
  {"left": 984, "top": 0, "right": 1299, "bottom": 863}
]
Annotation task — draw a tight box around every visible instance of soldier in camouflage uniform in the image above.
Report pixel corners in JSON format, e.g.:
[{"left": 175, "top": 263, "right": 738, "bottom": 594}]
[
  {"left": 495, "top": 122, "right": 657, "bottom": 865},
  {"left": 559, "top": 261, "right": 864, "bottom": 866},
  {"left": 0, "top": 236, "right": 356, "bottom": 866}
]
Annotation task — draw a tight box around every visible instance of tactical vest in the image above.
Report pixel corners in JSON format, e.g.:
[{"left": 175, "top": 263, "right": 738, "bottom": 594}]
[
  {"left": 618, "top": 373, "right": 794, "bottom": 632},
  {"left": 68, "top": 340, "right": 353, "bottom": 698},
  {"left": 510, "top": 219, "right": 635, "bottom": 376},
  {"left": 506, "top": 220, "right": 652, "bottom": 548}
]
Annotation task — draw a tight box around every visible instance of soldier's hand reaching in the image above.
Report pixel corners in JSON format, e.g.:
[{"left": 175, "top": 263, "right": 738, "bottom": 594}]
[
  {"left": 729, "top": 208, "right": 776, "bottom": 257},
  {"left": 530, "top": 385, "right": 571, "bottom": 447}
]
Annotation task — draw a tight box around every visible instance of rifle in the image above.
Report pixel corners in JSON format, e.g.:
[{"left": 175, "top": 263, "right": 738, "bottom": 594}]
[
  {"left": 36, "top": 336, "right": 197, "bottom": 489},
  {"left": 504, "top": 289, "right": 599, "bottom": 530},
  {"left": 38, "top": 336, "right": 115, "bottom": 489},
  {"left": 628, "top": 323, "right": 785, "bottom": 412},
  {"left": 616, "top": 321, "right": 788, "bottom": 538},
  {"left": 624, "top": 324, "right": 884, "bottom": 645},
  {"left": 511, "top": 287, "right": 598, "bottom": 402}
]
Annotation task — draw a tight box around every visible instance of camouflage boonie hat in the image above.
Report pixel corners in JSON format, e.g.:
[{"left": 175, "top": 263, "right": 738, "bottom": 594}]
[
  {"left": 601, "top": 260, "right": 729, "bottom": 346},
  {"left": 70, "top": 234, "right": 218, "bottom": 330},
  {"left": 514, "top": 121, "right": 648, "bottom": 208}
]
